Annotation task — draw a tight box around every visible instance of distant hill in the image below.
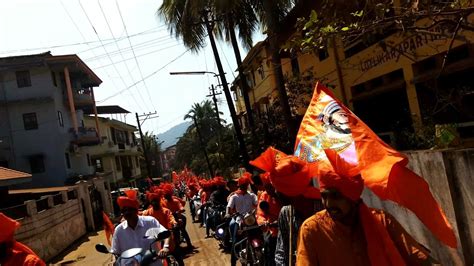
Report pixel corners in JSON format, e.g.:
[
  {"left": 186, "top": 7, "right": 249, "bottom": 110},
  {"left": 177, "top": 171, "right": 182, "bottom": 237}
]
[{"left": 157, "top": 121, "right": 191, "bottom": 150}]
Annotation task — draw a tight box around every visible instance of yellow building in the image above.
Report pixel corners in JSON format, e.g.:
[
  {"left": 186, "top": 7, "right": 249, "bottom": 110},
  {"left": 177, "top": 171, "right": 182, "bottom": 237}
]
[
  {"left": 232, "top": 2, "right": 474, "bottom": 148},
  {"left": 83, "top": 106, "right": 141, "bottom": 188}
]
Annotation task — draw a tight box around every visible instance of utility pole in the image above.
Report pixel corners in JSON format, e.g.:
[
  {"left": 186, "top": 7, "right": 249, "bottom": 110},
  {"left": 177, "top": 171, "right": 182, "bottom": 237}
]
[
  {"left": 206, "top": 84, "right": 223, "bottom": 173},
  {"left": 203, "top": 12, "right": 250, "bottom": 168},
  {"left": 136, "top": 112, "right": 159, "bottom": 179},
  {"left": 192, "top": 116, "right": 214, "bottom": 177}
]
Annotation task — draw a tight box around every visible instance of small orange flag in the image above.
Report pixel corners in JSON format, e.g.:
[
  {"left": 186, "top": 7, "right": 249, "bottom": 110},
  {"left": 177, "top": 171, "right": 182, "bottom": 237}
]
[
  {"left": 294, "top": 82, "right": 457, "bottom": 248},
  {"left": 102, "top": 212, "right": 115, "bottom": 245}
]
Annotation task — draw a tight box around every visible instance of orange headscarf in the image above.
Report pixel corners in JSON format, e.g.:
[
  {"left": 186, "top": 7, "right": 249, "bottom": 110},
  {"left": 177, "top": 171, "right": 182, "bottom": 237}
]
[
  {"left": 117, "top": 189, "right": 140, "bottom": 209},
  {"left": 213, "top": 176, "right": 227, "bottom": 187},
  {"left": 317, "top": 165, "right": 405, "bottom": 266},
  {"left": 238, "top": 172, "right": 252, "bottom": 186}
]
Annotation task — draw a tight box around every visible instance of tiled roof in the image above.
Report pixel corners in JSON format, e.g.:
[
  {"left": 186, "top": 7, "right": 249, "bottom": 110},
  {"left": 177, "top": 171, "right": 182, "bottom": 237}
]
[{"left": 0, "top": 167, "right": 31, "bottom": 180}]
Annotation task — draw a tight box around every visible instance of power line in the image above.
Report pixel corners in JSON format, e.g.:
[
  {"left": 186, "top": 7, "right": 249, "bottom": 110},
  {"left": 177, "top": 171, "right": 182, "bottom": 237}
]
[
  {"left": 218, "top": 40, "right": 236, "bottom": 79},
  {"left": 60, "top": 0, "right": 141, "bottom": 115},
  {"left": 98, "top": 49, "right": 191, "bottom": 103},
  {"left": 116, "top": 0, "right": 157, "bottom": 112},
  {"left": 77, "top": 0, "right": 145, "bottom": 113},
  {"left": 93, "top": 43, "right": 183, "bottom": 69},
  {"left": 97, "top": 0, "right": 151, "bottom": 112}
]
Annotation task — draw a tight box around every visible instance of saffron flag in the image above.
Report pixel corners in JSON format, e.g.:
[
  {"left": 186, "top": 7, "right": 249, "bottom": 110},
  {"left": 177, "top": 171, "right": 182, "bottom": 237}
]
[
  {"left": 102, "top": 212, "right": 115, "bottom": 245},
  {"left": 294, "top": 82, "right": 457, "bottom": 248}
]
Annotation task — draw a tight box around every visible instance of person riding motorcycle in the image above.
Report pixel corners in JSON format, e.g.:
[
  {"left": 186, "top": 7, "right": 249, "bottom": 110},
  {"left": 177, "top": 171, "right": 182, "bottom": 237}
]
[
  {"left": 112, "top": 189, "right": 170, "bottom": 266},
  {"left": 226, "top": 172, "right": 258, "bottom": 266}
]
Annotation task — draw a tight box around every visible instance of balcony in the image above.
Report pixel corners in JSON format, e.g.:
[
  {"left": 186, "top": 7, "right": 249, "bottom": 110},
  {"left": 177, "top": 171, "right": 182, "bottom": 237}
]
[
  {"left": 70, "top": 127, "right": 100, "bottom": 146},
  {"left": 65, "top": 88, "right": 94, "bottom": 107}
]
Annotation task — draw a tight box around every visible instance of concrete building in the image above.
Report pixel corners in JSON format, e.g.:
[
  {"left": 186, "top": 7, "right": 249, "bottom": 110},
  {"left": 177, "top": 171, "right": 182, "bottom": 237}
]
[
  {"left": 160, "top": 144, "right": 176, "bottom": 174},
  {"left": 232, "top": 1, "right": 474, "bottom": 149},
  {"left": 82, "top": 106, "right": 141, "bottom": 189},
  {"left": 0, "top": 52, "right": 103, "bottom": 187}
]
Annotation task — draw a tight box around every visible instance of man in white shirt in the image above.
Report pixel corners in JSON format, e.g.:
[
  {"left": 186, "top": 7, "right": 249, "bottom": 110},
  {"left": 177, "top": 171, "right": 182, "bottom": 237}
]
[
  {"left": 111, "top": 190, "right": 170, "bottom": 266},
  {"left": 226, "top": 173, "right": 257, "bottom": 266}
]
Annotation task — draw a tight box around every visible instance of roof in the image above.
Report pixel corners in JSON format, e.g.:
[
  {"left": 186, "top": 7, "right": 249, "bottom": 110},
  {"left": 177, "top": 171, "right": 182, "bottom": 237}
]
[
  {"left": 0, "top": 51, "right": 102, "bottom": 87},
  {"left": 241, "top": 41, "right": 268, "bottom": 69},
  {"left": 0, "top": 167, "right": 32, "bottom": 186},
  {"left": 9, "top": 185, "right": 77, "bottom": 195},
  {"left": 84, "top": 116, "right": 137, "bottom": 131},
  {"left": 83, "top": 105, "right": 131, "bottom": 115}
]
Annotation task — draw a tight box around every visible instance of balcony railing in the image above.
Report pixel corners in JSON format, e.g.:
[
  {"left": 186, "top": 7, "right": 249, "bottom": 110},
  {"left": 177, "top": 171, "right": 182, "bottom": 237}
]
[
  {"left": 65, "top": 87, "right": 94, "bottom": 107},
  {"left": 70, "top": 127, "right": 100, "bottom": 146}
]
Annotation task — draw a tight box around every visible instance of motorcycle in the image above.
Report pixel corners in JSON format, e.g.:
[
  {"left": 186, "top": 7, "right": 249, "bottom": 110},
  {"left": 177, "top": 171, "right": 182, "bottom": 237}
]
[
  {"left": 190, "top": 195, "right": 202, "bottom": 223},
  {"left": 206, "top": 204, "right": 226, "bottom": 232},
  {"left": 233, "top": 210, "right": 277, "bottom": 266},
  {"left": 214, "top": 214, "right": 233, "bottom": 251},
  {"left": 95, "top": 228, "right": 179, "bottom": 266}
]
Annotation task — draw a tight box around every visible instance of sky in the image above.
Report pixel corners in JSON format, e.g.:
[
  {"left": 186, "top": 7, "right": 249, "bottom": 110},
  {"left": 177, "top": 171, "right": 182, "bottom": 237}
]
[{"left": 0, "top": 0, "right": 264, "bottom": 134}]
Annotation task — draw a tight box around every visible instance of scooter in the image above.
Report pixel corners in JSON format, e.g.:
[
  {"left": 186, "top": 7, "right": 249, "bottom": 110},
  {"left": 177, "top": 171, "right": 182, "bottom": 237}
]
[{"left": 95, "top": 228, "right": 179, "bottom": 266}]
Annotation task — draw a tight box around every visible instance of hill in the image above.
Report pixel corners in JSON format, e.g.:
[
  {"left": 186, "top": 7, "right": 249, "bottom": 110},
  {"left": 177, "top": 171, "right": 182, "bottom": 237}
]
[{"left": 157, "top": 121, "right": 191, "bottom": 150}]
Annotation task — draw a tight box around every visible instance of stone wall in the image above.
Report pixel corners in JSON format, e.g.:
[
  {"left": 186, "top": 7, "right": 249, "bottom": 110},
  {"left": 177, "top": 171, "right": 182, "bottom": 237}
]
[
  {"left": 14, "top": 191, "right": 86, "bottom": 262},
  {"left": 362, "top": 148, "right": 473, "bottom": 265}
]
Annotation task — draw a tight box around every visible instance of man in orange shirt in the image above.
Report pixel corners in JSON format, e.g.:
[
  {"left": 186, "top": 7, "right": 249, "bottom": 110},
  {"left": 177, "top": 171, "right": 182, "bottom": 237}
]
[
  {"left": 256, "top": 173, "right": 281, "bottom": 266},
  {"left": 162, "top": 183, "right": 193, "bottom": 250},
  {"left": 0, "top": 212, "right": 45, "bottom": 266},
  {"left": 142, "top": 190, "right": 177, "bottom": 230},
  {"left": 296, "top": 165, "right": 436, "bottom": 266}
]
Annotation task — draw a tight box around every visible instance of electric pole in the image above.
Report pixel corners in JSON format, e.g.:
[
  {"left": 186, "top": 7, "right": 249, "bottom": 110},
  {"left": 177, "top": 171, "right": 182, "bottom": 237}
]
[{"left": 192, "top": 116, "right": 214, "bottom": 177}]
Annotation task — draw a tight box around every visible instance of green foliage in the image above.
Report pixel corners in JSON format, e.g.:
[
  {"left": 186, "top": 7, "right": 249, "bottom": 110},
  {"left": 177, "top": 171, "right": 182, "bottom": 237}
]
[
  {"left": 140, "top": 132, "right": 163, "bottom": 178},
  {"left": 284, "top": 68, "right": 317, "bottom": 116},
  {"left": 173, "top": 100, "right": 240, "bottom": 177}
]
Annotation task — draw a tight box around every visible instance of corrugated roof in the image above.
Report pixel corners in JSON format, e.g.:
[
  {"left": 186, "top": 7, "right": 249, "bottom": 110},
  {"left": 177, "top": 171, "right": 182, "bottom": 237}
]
[
  {"left": 83, "top": 105, "right": 131, "bottom": 115},
  {"left": 0, "top": 167, "right": 31, "bottom": 180}
]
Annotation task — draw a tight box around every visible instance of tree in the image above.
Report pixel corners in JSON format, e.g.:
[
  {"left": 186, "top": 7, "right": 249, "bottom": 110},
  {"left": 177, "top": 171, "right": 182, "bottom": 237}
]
[
  {"left": 158, "top": 0, "right": 251, "bottom": 166},
  {"left": 139, "top": 132, "right": 163, "bottom": 178}
]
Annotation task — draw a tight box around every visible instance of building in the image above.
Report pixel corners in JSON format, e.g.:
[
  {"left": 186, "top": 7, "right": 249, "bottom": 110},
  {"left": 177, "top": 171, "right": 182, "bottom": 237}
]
[
  {"left": 160, "top": 144, "right": 176, "bottom": 174},
  {"left": 82, "top": 106, "right": 141, "bottom": 189},
  {"left": 0, "top": 52, "right": 103, "bottom": 187},
  {"left": 232, "top": 1, "right": 474, "bottom": 148}
]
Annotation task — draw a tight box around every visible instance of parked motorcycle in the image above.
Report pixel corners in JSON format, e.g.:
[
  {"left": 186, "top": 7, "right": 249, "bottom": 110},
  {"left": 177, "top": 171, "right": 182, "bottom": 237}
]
[{"left": 95, "top": 228, "right": 179, "bottom": 266}]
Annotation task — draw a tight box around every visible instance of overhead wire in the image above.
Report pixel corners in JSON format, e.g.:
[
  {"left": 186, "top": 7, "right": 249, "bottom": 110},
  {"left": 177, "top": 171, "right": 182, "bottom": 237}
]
[
  {"left": 98, "top": 49, "right": 191, "bottom": 103},
  {"left": 60, "top": 0, "right": 138, "bottom": 113},
  {"left": 116, "top": 0, "right": 157, "bottom": 113},
  {"left": 97, "top": 0, "right": 151, "bottom": 112},
  {"left": 77, "top": 0, "right": 144, "bottom": 113}
]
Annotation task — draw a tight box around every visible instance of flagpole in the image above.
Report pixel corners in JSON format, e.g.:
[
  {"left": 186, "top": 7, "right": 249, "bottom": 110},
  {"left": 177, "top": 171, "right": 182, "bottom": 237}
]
[{"left": 289, "top": 205, "right": 294, "bottom": 265}]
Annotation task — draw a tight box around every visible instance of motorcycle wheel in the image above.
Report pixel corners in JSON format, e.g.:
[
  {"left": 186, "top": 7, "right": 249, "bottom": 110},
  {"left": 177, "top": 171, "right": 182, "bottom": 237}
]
[{"left": 166, "top": 255, "right": 181, "bottom": 266}]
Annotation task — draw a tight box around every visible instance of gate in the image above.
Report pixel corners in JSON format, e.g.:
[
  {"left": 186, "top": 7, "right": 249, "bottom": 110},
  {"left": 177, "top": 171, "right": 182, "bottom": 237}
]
[{"left": 89, "top": 185, "right": 104, "bottom": 229}]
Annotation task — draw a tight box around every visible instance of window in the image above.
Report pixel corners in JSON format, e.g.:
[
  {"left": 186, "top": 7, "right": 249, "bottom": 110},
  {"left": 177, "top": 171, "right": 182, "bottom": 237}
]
[
  {"left": 29, "top": 155, "right": 45, "bottom": 173},
  {"left": 57, "top": 111, "right": 64, "bottom": 127},
  {"left": 318, "top": 48, "right": 329, "bottom": 61},
  {"left": 257, "top": 65, "right": 265, "bottom": 80},
  {"left": 291, "top": 57, "right": 300, "bottom": 75},
  {"left": 95, "top": 159, "right": 103, "bottom": 172},
  {"left": 238, "top": 88, "right": 243, "bottom": 97},
  {"left": 23, "top": 113, "right": 38, "bottom": 130},
  {"left": 115, "top": 156, "right": 121, "bottom": 171},
  {"left": 16, "top": 70, "right": 31, "bottom": 88},
  {"left": 87, "top": 154, "right": 91, "bottom": 166},
  {"left": 51, "top": 71, "right": 57, "bottom": 87},
  {"left": 65, "top": 153, "right": 71, "bottom": 169}
]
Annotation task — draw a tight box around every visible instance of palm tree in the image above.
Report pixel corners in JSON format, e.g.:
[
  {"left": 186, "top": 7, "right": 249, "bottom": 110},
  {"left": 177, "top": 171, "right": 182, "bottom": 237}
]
[{"left": 159, "top": 0, "right": 251, "bottom": 166}]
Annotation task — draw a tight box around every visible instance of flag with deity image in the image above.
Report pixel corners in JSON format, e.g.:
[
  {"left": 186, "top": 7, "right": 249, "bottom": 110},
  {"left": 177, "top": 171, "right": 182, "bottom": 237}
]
[{"left": 294, "top": 82, "right": 457, "bottom": 248}]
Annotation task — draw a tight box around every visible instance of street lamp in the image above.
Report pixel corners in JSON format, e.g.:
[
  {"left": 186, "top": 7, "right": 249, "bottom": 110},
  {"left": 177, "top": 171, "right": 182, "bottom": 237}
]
[{"left": 169, "top": 70, "right": 250, "bottom": 168}]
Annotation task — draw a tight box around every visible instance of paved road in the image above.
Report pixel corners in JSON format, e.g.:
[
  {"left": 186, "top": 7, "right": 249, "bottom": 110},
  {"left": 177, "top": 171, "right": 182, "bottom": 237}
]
[
  {"left": 182, "top": 203, "right": 231, "bottom": 266},
  {"left": 50, "top": 201, "right": 229, "bottom": 265}
]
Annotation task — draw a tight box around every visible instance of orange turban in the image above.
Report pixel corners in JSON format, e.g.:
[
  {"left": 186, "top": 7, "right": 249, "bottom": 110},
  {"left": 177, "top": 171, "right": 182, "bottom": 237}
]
[
  {"left": 213, "top": 176, "right": 227, "bottom": 186},
  {"left": 117, "top": 189, "right": 140, "bottom": 209},
  {"left": 270, "top": 156, "right": 316, "bottom": 198},
  {"left": 147, "top": 190, "right": 163, "bottom": 202},
  {"left": 0, "top": 212, "right": 20, "bottom": 242},
  {"left": 318, "top": 163, "right": 363, "bottom": 201},
  {"left": 238, "top": 172, "right": 252, "bottom": 186},
  {"left": 161, "top": 183, "right": 174, "bottom": 197}
]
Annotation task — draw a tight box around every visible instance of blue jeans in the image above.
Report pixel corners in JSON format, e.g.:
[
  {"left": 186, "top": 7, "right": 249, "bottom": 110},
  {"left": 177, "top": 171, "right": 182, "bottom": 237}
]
[{"left": 229, "top": 217, "right": 238, "bottom": 244}]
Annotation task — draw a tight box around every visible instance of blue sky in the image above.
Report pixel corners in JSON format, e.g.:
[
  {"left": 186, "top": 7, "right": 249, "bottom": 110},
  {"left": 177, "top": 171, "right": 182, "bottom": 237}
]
[{"left": 0, "top": 0, "right": 264, "bottom": 134}]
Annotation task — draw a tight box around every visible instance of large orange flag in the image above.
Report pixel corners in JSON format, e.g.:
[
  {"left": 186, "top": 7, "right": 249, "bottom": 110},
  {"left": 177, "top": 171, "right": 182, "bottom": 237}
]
[{"left": 294, "top": 82, "right": 457, "bottom": 248}]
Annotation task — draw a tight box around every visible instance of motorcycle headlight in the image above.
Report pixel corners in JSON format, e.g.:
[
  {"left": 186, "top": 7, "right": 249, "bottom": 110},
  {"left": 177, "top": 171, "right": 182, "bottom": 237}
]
[
  {"left": 244, "top": 214, "right": 256, "bottom": 226},
  {"left": 216, "top": 228, "right": 225, "bottom": 238}
]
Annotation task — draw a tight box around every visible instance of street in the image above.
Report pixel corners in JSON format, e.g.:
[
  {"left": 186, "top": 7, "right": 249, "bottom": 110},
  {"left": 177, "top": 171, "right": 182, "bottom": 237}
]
[{"left": 50, "top": 203, "right": 230, "bottom": 265}]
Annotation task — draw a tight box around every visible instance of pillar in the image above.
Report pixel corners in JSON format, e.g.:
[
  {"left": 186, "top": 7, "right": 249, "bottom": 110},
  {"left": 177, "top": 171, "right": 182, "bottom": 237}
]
[
  {"left": 64, "top": 66, "right": 78, "bottom": 133},
  {"left": 76, "top": 181, "right": 95, "bottom": 231},
  {"left": 403, "top": 65, "right": 423, "bottom": 130},
  {"left": 90, "top": 87, "right": 101, "bottom": 139}
]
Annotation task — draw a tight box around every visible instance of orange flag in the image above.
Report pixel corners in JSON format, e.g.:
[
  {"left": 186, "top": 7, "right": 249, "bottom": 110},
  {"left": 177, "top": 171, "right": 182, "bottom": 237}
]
[
  {"left": 249, "top": 146, "right": 286, "bottom": 172},
  {"left": 294, "top": 82, "right": 457, "bottom": 248},
  {"left": 102, "top": 212, "right": 115, "bottom": 245}
]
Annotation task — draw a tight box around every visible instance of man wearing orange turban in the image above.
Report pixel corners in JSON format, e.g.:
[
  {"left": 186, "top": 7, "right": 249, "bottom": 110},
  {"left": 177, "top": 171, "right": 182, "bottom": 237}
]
[
  {"left": 0, "top": 212, "right": 45, "bottom": 266},
  {"left": 296, "top": 164, "right": 436, "bottom": 266},
  {"left": 227, "top": 172, "right": 258, "bottom": 266},
  {"left": 113, "top": 189, "right": 171, "bottom": 262}
]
